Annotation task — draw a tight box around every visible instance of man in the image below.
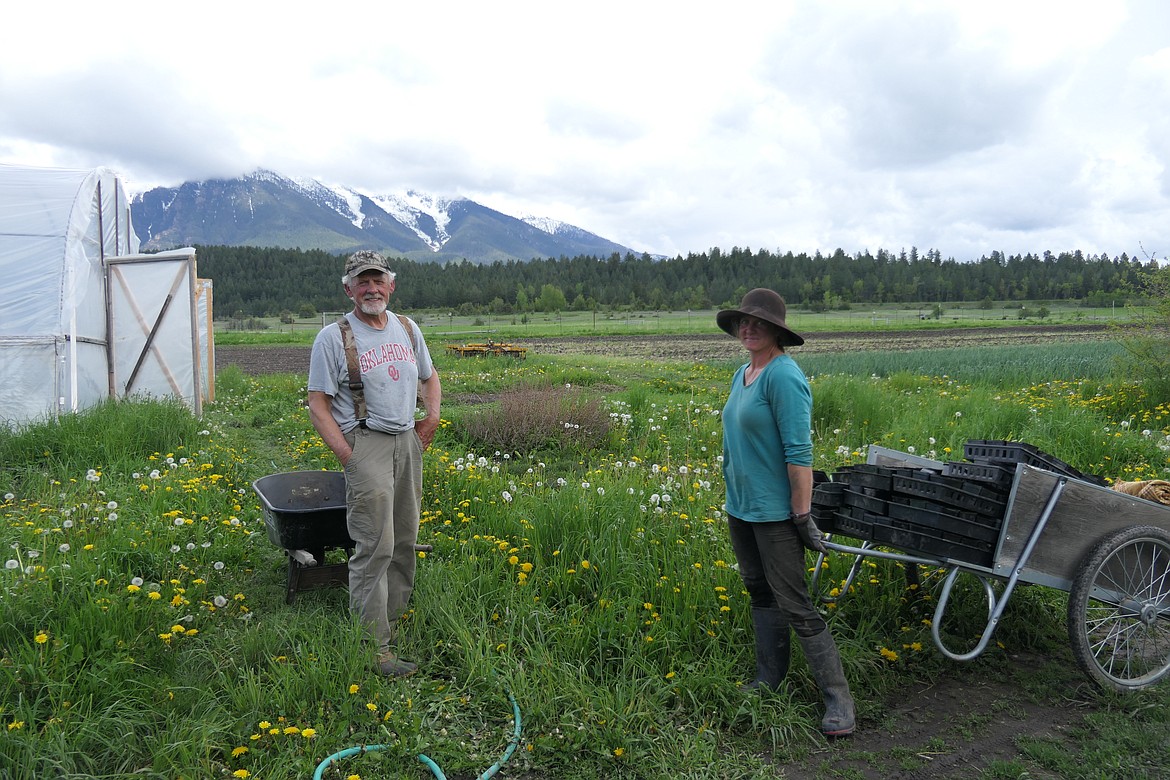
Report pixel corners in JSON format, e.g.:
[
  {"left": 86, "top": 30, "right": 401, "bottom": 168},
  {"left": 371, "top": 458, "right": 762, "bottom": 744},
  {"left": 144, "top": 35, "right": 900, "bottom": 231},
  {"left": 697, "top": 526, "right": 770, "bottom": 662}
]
[{"left": 307, "top": 250, "right": 441, "bottom": 677}]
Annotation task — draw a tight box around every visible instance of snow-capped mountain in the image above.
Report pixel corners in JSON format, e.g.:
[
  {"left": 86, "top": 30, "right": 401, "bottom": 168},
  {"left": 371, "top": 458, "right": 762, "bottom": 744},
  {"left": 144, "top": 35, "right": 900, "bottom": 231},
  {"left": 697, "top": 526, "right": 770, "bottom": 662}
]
[{"left": 130, "top": 170, "right": 635, "bottom": 264}]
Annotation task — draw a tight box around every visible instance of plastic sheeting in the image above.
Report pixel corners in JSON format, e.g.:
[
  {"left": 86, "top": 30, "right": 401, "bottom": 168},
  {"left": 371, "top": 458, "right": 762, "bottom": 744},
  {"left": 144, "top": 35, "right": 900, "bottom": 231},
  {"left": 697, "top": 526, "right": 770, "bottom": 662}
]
[{"left": 0, "top": 164, "right": 208, "bottom": 427}]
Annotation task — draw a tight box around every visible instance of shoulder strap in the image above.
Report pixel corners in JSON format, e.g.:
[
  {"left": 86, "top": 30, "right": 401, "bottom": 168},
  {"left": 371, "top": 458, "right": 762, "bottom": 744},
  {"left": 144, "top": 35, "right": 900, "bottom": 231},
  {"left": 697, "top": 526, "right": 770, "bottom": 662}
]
[
  {"left": 396, "top": 313, "right": 416, "bottom": 352},
  {"left": 336, "top": 315, "right": 366, "bottom": 424}
]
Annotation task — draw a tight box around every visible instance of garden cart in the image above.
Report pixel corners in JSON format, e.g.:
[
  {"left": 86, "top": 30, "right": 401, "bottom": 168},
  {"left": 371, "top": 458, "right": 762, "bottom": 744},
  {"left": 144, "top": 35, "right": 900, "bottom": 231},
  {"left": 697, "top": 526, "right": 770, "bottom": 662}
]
[{"left": 812, "top": 443, "right": 1170, "bottom": 693}]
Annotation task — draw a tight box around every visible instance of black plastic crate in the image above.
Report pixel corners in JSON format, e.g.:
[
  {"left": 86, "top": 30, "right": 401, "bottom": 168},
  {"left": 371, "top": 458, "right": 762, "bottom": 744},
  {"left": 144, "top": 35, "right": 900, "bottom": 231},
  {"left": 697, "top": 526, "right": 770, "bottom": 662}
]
[
  {"left": 943, "top": 460, "right": 1015, "bottom": 488},
  {"left": 963, "top": 439, "right": 1077, "bottom": 476},
  {"left": 832, "top": 504, "right": 876, "bottom": 541},
  {"left": 812, "top": 505, "right": 839, "bottom": 532},
  {"left": 812, "top": 481, "right": 846, "bottom": 509},
  {"left": 964, "top": 439, "right": 1108, "bottom": 485},
  {"left": 870, "top": 516, "right": 993, "bottom": 567},
  {"left": 890, "top": 473, "right": 1007, "bottom": 519},
  {"left": 843, "top": 489, "right": 887, "bottom": 515},
  {"left": 832, "top": 465, "right": 894, "bottom": 494},
  {"left": 885, "top": 500, "right": 1002, "bottom": 544}
]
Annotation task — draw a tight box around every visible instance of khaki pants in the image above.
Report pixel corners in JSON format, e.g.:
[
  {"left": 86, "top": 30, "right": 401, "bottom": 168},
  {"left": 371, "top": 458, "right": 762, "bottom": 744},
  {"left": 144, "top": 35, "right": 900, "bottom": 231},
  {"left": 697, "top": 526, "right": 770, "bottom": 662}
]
[{"left": 343, "top": 427, "right": 422, "bottom": 653}]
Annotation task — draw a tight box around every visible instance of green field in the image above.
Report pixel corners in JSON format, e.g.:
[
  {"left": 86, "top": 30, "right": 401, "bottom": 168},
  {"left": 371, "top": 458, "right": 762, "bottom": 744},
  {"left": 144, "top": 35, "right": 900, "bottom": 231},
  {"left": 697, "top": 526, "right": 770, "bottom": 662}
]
[
  {"left": 215, "top": 300, "right": 1144, "bottom": 345},
  {"left": 2, "top": 338, "right": 1169, "bottom": 778}
]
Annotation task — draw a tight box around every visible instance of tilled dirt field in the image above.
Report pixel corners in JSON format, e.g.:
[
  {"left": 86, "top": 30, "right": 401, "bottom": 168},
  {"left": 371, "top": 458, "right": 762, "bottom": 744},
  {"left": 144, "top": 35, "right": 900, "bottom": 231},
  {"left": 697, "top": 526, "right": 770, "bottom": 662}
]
[{"left": 215, "top": 323, "right": 1114, "bottom": 375}]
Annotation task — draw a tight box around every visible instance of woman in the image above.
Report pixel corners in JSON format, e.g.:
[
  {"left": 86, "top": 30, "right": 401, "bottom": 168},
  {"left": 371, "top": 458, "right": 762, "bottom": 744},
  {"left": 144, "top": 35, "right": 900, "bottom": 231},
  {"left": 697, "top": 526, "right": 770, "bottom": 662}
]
[{"left": 717, "top": 288, "right": 855, "bottom": 737}]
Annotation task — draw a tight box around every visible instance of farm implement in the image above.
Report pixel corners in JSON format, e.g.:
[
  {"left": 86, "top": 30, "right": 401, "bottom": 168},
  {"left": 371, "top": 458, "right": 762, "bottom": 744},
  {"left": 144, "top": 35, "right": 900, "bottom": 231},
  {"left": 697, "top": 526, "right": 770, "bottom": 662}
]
[{"left": 446, "top": 340, "right": 528, "bottom": 358}]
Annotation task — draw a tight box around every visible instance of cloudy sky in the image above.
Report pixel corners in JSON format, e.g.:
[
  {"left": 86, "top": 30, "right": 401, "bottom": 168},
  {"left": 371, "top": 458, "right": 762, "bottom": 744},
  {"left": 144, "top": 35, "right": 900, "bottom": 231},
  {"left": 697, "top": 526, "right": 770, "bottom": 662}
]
[{"left": 2, "top": 0, "right": 1168, "bottom": 261}]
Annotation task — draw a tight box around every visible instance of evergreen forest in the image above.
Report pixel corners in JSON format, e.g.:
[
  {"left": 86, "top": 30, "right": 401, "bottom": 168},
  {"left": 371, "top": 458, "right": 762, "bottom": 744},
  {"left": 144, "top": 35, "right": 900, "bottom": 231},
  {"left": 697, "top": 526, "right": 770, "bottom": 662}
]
[{"left": 195, "top": 244, "right": 1164, "bottom": 317}]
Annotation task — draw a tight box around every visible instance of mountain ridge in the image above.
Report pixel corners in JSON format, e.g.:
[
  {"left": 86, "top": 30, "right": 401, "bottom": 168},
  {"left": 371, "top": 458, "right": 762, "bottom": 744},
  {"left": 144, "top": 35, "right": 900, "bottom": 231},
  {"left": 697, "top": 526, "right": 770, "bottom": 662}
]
[{"left": 130, "top": 169, "right": 641, "bottom": 264}]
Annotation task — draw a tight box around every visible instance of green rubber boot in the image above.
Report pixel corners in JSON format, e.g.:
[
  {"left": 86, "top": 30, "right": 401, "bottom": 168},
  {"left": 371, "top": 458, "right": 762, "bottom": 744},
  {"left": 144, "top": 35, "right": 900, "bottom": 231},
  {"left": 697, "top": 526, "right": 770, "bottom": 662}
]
[
  {"left": 797, "top": 629, "right": 855, "bottom": 736},
  {"left": 745, "top": 607, "right": 791, "bottom": 691}
]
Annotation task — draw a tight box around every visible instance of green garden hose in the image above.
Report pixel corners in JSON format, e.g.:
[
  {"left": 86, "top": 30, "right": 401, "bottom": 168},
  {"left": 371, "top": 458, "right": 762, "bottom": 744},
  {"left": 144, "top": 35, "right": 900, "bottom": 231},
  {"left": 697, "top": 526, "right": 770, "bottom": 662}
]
[{"left": 312, "top": 684, "right": 521, "bottom": 780}]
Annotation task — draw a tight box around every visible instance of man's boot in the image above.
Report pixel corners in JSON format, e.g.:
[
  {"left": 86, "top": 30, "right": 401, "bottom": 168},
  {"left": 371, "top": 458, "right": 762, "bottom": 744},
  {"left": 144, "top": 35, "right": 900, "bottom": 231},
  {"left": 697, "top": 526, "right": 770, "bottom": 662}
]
[
  {"left": 797, "top": 629, "right": 855, "bottom": 736},
  {"left": 745, "top": 607, "right": 791, "bottom": 691},
  {"left": 376, "top": 650, "right": 418, "bottom": 678}
]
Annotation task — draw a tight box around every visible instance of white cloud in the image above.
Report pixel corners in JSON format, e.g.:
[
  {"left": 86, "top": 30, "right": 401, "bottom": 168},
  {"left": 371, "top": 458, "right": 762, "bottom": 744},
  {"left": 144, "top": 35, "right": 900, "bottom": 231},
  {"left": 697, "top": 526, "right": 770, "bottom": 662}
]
[{"left": 1, "top": 0, "right": 1168, "bottom": 262}]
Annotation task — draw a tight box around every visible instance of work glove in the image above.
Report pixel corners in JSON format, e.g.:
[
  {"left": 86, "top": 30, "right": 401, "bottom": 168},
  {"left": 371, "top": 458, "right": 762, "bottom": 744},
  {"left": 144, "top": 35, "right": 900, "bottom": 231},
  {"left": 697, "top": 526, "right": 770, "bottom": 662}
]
[{"left": 791, "top": 511, "right": 827, "bottom": 553}]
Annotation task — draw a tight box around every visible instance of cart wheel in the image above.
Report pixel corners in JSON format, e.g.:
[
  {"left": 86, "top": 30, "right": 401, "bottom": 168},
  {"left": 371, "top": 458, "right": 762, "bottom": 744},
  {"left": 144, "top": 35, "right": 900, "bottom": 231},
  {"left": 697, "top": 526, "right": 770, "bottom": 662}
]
[{"left": 1067, "top": 524, "right": 1170, "bottom": 692}]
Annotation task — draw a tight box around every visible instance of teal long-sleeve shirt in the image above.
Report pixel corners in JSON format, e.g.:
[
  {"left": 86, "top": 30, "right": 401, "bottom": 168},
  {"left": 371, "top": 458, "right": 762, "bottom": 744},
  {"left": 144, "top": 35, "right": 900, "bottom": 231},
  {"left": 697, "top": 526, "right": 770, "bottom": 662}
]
[{"left": 721, "top": 354, "right": 813, "bottom": 523}]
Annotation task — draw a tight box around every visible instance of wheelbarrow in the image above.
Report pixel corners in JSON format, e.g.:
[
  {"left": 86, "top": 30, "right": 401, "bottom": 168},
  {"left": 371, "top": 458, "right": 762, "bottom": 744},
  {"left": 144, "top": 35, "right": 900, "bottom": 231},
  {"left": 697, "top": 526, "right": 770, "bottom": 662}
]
[
  {"left": 254, "top": 470, "right": 435, "bottom": 604},
  {"left": 253, "top": 471, "right": 354, "bottom": 604}
]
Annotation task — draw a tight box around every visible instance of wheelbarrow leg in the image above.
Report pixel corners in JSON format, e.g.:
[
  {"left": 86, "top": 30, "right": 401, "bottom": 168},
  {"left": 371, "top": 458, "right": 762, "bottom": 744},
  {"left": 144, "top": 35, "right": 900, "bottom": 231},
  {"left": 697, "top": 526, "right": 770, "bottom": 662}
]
[{"left": 286, "top": 555, "right": 299, "bottom": 605}]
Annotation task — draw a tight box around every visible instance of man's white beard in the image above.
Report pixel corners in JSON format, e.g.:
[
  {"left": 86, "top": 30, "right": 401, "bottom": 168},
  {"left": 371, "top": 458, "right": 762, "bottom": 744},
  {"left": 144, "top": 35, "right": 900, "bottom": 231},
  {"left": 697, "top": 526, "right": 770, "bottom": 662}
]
[{"left": 358, "top": 298, "right": 387, "bottom": 317}]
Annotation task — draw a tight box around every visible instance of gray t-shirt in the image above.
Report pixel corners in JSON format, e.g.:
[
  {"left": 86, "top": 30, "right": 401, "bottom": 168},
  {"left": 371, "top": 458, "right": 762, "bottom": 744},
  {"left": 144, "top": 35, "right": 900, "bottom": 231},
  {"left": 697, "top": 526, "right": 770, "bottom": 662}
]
[{"left": 308, "top": 311, "right": 434, "bottom": 434}]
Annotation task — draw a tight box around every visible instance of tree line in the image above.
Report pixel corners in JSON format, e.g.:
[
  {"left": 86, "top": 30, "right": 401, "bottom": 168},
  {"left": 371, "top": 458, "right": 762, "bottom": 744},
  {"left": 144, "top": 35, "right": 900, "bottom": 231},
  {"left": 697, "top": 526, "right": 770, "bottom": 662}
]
[{"left": 193, "top": 244, "right": 1163, "bottom": 318}]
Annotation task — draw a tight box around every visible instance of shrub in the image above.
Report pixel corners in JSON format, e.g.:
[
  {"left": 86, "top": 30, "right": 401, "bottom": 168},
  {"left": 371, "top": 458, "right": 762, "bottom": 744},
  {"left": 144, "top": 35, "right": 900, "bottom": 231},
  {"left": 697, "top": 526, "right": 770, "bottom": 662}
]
[{"left": 460, "top": 384, "right": 611, "bottom": 455}]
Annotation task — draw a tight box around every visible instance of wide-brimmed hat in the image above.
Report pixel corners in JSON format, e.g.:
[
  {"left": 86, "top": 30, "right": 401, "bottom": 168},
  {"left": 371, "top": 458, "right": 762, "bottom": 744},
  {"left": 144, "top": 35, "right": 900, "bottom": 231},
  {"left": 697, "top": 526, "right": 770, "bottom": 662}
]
[{"left": 716, "top": 288, "right": 804, "bottom": 346}]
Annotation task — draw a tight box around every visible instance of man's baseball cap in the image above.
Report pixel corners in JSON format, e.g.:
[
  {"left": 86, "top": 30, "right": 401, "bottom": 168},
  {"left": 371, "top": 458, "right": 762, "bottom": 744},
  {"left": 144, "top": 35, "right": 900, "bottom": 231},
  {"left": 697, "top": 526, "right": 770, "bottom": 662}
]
[{"left": 344, "top": 250, "right": 396, "bottom": 281}]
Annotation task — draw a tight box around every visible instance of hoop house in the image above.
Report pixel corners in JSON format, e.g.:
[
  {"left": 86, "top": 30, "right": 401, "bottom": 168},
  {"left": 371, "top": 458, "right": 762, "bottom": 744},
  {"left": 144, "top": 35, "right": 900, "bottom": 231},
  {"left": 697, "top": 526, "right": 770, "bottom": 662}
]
[{"left": 0, "top": 164, "right": 211, "bottom": 426}]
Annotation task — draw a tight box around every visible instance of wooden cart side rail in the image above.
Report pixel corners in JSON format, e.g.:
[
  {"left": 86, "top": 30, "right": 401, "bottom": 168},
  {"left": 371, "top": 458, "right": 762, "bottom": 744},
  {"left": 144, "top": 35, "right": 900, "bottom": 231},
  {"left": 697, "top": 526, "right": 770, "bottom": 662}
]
[{"left": 994, "top": 465, "right": 1170, "bottom": 591}]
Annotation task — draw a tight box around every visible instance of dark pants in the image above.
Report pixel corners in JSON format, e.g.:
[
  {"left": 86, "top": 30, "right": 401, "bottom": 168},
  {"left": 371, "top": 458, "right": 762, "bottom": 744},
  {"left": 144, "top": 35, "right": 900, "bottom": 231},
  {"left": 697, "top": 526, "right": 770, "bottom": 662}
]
[{"left": 727, "top": 515, "right": 827, "bottom": 638}]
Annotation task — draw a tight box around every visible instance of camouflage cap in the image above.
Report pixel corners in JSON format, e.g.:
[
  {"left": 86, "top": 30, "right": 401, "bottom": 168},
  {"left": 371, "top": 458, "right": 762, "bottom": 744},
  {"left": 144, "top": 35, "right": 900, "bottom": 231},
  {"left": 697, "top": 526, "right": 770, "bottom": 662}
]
[{"left": 343, "top": 250, "right": 396, "bottom": 283}]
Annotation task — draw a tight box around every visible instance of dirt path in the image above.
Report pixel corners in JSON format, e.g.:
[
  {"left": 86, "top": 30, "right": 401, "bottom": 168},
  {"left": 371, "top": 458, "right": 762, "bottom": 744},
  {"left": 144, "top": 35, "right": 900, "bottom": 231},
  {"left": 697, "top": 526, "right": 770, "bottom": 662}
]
[{"left": 778, "top": 652, "right": 1093, "bottom": 779}]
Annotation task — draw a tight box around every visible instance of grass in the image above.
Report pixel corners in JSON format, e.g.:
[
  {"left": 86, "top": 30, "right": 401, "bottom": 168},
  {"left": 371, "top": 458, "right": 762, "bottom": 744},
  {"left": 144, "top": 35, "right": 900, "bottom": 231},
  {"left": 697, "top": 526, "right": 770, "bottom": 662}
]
[
  {"left": 2, "top": 341, "right": 1169, "bottom": 778},
  {"left": 213, "top": 300, "right": 1147, "bottom": 346}
]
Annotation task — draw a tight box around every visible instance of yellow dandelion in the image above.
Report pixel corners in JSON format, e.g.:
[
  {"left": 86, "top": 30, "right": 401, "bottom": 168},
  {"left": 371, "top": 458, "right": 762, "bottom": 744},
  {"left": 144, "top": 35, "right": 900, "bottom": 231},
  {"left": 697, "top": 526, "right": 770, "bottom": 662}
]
[
  {"left": 366, "top": 702, "right": 377, "bottom": 712},
  {"left": 302, "top": 728, "right": 316, "bottom": 739},
  {"left": 258, "top": 721, "right": 271, "bottom": 729},
  {"left": 148, "top": 591, "right": 162, "bottom": 600},
  {"left": 665, "top": 671, "right": 676, "bottom": 679},
  {"left": 231, "top": 746, "right": 248, "bottom": 758},
  {"left": 613, "top": 747, "right": 625, "bottom": 757},
  {"left": 348, "top": 684, "right": 360, "bottom": 695},
  {"left": 283, "top": 725, "right": 300, "bottom": 735},
  {"left": 34, "top": 631, "right": 49, "bottom": 644},
  {"left": 233, "top": 771, "right": 250, "bottom": 779},
  {"left": 580, "top": 560, "right": 591, "bottom": 569},
  {"left": 879, "top": 647, "right": 899, "bottom": 662},
  {"left": 8, "top": 721, "right": 25, "bottom": 730}
]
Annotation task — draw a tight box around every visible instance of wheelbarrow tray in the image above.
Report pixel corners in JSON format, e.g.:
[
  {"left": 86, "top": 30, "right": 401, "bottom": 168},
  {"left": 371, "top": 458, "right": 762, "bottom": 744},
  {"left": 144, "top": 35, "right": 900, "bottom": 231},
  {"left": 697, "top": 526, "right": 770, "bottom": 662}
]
[{"left": 253, "top": 471, "right": 354, "bottom": 550}]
